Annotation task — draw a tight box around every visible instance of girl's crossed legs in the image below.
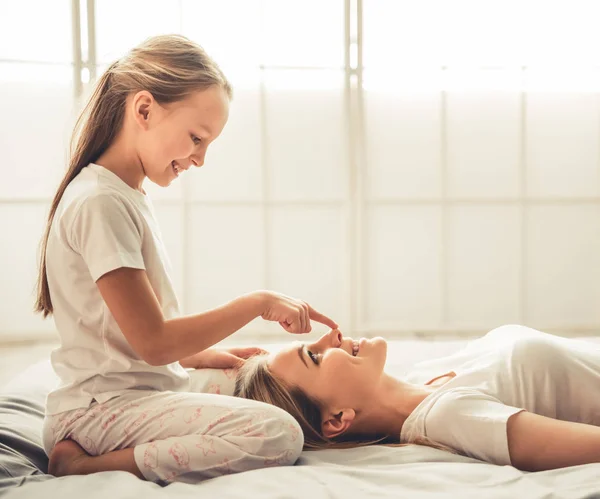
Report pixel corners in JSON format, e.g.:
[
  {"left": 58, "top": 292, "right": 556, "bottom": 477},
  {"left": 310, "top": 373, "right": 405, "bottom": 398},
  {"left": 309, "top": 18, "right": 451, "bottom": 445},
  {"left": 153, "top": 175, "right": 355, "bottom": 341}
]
[{"left": 43, "top": 390, "right": 303, "bottom": 484}]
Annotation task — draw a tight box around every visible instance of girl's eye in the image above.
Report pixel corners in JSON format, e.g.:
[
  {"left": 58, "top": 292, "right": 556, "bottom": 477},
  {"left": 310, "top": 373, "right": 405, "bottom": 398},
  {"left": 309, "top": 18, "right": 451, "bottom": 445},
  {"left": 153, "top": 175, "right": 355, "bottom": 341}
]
[
  {"left": 307, "top": 350, "right": 319, "bottom": 365},
  {"left": 191, "top": 135, "right": 201, "bottom": 145}
]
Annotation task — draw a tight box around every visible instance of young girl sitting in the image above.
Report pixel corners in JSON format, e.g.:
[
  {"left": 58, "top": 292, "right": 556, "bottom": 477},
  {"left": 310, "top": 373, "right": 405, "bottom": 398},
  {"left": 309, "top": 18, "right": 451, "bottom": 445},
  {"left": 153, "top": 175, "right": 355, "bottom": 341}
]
[{"left": 36, "top": 34, "right": 337, "bottom": 485}]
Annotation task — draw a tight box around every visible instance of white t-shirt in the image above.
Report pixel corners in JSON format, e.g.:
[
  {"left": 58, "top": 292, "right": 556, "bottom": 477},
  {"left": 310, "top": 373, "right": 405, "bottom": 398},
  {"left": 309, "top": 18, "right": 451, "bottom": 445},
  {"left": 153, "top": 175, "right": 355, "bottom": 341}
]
[
  {"left": 400, "top": 325, "right": 600, "bottom": 466},
  {"left": 45, "top": 163, "right": 190, "bottom": 415}
]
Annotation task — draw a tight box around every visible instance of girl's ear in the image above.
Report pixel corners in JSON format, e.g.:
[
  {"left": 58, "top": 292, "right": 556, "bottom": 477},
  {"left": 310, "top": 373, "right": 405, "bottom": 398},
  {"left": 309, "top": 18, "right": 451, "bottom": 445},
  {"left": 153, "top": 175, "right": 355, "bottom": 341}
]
[
  {"left": 321, "top": 408, "right": 355, "bottom": 439},
  {"left": 131, "top": 90, "right": 154, "bottom": 130}
]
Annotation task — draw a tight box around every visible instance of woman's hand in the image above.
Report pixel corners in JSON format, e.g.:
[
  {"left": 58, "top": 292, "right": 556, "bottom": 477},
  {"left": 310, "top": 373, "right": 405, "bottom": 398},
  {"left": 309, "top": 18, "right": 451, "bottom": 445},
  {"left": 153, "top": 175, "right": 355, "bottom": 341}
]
[
  {"left": 257, "top": 290, "right": 338, "bottom": 334},
  {"left": 179, "top": 347, "right": 268, "bottom": 369}
]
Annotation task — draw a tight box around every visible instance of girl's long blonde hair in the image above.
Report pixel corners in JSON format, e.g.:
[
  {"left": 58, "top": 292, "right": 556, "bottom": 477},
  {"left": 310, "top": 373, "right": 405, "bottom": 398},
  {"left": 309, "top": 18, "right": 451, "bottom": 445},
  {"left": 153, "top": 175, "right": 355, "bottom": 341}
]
[
  {"left": 235, "top": 354, "right": 456, "bottom": 453},
  {"left": 35, "top": 35, "right": 232, "bottom": 318}
]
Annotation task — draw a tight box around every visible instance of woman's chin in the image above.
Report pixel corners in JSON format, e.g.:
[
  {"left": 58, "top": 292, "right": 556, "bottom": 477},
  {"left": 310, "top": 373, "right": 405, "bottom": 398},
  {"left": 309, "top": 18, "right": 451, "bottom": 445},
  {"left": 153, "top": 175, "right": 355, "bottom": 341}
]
[
  {"left": 372, "top": 337, "right": 388, "bottom": 367},
  {"left": 372, "top": 336, "right": 388, "bottom": 350}
]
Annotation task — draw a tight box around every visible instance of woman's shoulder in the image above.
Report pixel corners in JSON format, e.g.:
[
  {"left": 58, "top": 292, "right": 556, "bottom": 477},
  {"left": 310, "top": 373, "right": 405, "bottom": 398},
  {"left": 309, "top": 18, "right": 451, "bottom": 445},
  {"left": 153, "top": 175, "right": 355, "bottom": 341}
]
[{"left": 401, "top": 386, "right": 488, "bottom": 442}]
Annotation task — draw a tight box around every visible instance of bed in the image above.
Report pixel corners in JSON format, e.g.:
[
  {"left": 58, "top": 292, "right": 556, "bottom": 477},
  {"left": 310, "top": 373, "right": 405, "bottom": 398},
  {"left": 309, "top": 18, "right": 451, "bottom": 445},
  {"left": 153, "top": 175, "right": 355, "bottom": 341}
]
[{"left": 2, "top": 336, "right": 600, "bottom": 498}]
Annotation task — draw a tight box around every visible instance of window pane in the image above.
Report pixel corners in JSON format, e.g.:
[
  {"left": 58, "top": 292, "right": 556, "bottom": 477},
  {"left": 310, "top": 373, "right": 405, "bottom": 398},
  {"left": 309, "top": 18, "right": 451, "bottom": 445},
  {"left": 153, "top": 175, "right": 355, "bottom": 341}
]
[
  {"left": 526, "top": 72, "right": 600, "bottom": 198},
  {"left": 446, "top": 69, "right": 522, "bottom": 198},
  {"left": 366, "top": 205, "right": 443, "bottom": 330},
  {"left": 0, "top": 0, "right": 72, "bottom": 63},
  {"left": 447, "top": 206, "right": 521, "bottom": 328},
  {"left": 364, "top": 0, "right": 600, "bottom": 67},
  {"left": 364, "top": 69, "right": 442, "bottom": 200},
  {"left": 95, "top": 0, "right": 181, "bottom": 63},
  {"left": 269, "top": 207, "right": 349, "bottom": 328},
  {"left": 181, "top": 0, "right": 261, "bottom": 73},
  {"left": 264, "top": 69, "right": 347, "bottom": 202},
  {"left": 189, "top": 72, "right": 264, "bottom": 202},
  {"left": 0, "top": 204, "right": 56, "bottom": 338},
  {"left": 261, "top": 0, "right": 344, "bottom": 68},
  {"left": 526, "top": 205, "right": 600, "bottom": 327},
  {"left": 188, "top": 206, "right": 265, "bottom": 324},
  {"left": 0, "top": 63, "right": 74, "bottom": 199}
]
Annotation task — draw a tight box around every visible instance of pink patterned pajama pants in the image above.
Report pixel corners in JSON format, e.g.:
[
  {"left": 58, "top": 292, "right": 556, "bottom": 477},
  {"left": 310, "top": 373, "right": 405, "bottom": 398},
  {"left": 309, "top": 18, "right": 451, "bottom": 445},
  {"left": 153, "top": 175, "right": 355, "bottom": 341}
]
[{"left": 42, "top": 388, "right": 303, "bottom": 484}]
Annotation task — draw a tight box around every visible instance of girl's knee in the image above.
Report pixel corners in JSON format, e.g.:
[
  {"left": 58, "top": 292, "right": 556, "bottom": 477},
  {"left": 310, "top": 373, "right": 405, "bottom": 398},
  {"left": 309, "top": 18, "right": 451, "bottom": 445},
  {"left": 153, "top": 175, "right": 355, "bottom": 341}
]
[{"left": 197, "top": 401, "right": 305, "bottom": 462}]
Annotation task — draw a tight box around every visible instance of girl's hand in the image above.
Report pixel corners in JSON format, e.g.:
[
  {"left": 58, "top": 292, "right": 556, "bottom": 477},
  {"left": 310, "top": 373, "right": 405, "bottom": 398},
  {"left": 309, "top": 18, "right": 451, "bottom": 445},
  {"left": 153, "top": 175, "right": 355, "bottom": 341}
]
[
  {"left": 179, "top": 347, "right": 268, "bottom": 369},
  {"left": 258, "top": 290, "right": 339, "bottom": 334}
]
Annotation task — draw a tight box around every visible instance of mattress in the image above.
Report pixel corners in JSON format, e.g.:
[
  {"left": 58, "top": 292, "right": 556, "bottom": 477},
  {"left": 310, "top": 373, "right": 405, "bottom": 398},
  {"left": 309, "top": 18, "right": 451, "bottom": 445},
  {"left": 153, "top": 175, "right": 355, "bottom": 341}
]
[{"left": 2, "top": 337, "right": 600, "bottom": 498}]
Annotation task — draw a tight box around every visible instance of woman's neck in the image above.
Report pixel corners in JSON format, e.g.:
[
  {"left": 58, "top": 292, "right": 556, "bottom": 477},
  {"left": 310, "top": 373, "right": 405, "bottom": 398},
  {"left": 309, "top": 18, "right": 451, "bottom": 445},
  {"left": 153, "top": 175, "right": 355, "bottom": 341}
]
[{"left": 350, "top": 373, "right": 436, "bottom": 438}]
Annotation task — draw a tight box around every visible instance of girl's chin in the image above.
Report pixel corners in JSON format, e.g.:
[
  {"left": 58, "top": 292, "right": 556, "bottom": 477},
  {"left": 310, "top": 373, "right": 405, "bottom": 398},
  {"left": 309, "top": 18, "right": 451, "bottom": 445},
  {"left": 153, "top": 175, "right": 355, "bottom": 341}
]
[{"left": 149, "top": 173, "right": 172, "bottom": 188}]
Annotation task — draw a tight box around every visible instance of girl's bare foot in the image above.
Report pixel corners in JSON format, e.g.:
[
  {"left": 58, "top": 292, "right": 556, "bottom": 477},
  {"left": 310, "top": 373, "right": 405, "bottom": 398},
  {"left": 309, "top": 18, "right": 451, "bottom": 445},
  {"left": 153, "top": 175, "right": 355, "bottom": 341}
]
[
  {"left": 48, "top": 439, "right": 89, "bottom": 477},
  {"left": 48, "top": 439, "right": 144, "bottom": 479}
]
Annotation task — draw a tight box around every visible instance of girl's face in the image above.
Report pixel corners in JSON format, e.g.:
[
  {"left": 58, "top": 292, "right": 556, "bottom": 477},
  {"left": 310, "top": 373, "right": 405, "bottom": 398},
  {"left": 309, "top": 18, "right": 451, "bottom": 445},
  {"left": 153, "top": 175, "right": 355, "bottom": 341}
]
[
  {"left": 268, "top": 329, "right": 388, "bottom": 418},
  {"left": 134, "top": 85, "right": 230, "bottom": 187}
]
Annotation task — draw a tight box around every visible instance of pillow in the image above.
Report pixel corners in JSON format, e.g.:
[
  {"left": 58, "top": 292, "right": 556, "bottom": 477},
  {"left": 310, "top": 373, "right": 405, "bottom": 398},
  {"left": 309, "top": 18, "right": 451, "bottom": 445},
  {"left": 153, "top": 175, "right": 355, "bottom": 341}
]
[{"left": 0, "top": 360, "right": 55, "bottom": 490}]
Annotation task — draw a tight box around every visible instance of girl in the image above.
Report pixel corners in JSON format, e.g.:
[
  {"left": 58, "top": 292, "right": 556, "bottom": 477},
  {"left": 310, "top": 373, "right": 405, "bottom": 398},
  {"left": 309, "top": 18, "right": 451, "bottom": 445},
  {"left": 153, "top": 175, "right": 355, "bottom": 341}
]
[
  {"left": 35, "top": 34, "right": 338, "bottom": 485},
  {"left": 236, "top": 325, "right": 600, "bottom": 472}
]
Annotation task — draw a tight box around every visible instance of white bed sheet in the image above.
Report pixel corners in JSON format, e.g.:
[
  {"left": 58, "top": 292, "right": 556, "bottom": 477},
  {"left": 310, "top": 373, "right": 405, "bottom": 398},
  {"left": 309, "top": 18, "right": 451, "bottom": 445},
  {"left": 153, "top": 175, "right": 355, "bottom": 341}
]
[
  {"left": 8, "top": 443, "right": 600, "bottom": 499},
  {"left": 4, "top": 333, "right": 600, "bottom": 498}
]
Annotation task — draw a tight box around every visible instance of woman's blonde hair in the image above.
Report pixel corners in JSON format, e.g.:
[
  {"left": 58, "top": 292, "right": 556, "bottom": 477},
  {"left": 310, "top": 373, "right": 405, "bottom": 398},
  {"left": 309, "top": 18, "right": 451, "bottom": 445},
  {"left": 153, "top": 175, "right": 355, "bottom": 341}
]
[
  {"left": 235, "top": 354, "right": 456, "bottom": 453},
  {"left": 35, "top": 34, "right": 231, "bottom": 318}
]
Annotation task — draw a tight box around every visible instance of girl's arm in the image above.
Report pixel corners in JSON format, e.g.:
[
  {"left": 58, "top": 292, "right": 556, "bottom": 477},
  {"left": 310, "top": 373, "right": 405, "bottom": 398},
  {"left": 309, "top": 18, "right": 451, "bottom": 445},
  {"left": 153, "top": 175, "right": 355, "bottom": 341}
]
[
  {"left": 96, "top": 267, "right": 334, "bottom": 366},
  {"left": 507, "top": 410, "right": 600, "bottom": 471},
  {"left": 96, "top": 267, "right": 264, "bottom": 365},
  {"left": 179, "top": 347, "right": 268, "bottom": 369}
]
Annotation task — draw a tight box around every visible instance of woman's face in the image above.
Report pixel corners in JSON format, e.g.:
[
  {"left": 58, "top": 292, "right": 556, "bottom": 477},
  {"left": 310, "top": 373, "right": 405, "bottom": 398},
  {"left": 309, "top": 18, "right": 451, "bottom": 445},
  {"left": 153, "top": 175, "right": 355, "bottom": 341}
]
[
  {"left": 268, "top": 329, "right": 388, "bottom": 415},
  {"left": 134, "top": 85, "right": 230, "bottom": 187}
]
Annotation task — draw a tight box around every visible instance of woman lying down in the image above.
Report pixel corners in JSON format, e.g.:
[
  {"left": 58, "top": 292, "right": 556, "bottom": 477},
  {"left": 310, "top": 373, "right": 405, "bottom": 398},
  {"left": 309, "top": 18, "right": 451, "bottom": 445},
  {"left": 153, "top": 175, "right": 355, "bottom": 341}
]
[{"left": 236, "top": 324, "right": 600, "bottom": 472}]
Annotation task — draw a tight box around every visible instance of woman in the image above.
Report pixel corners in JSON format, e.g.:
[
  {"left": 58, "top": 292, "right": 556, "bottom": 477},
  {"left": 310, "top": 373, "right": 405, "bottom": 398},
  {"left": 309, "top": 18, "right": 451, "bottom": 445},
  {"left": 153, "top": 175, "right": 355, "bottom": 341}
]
[{"left": 235, "top": 324, "right": 600, "bottom": 472}]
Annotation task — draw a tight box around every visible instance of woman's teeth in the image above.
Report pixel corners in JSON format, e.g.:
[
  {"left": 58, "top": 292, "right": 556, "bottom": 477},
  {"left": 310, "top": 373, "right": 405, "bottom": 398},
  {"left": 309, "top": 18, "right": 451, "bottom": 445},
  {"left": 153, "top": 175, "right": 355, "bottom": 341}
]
[
  {"left": 172, "top": 161, "right": 182, "bottom": 175},
  {"left": 352, "top": 340, "right": 359, "bottom": 356}
]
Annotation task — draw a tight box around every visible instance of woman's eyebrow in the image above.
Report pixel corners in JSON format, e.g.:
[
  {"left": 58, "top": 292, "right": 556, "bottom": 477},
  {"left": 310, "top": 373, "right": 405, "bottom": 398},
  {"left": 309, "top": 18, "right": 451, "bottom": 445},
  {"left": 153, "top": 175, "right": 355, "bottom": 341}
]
[
  {"left": 196, "top": 125, "right": 211, "bottom": 136},
  {"left": 297, "top": 344, "right": 308, "bottom": 368}
]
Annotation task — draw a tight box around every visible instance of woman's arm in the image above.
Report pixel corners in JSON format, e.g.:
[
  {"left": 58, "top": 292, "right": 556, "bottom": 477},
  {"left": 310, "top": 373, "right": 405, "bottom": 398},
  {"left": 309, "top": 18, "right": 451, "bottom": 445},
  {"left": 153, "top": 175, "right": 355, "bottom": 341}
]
[{"left": 507, "top": 410, "right": 600, "bottom": 471}]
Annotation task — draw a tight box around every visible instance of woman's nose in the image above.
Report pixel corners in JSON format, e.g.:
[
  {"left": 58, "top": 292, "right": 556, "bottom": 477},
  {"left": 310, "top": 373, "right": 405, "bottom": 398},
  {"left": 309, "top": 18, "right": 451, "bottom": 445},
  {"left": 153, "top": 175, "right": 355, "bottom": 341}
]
[
  {"left": 328, "top": 328, "right": 342, "bottom": 347},
  {"left": 311, "top": 329, "right": 342, "bottom": 352}
]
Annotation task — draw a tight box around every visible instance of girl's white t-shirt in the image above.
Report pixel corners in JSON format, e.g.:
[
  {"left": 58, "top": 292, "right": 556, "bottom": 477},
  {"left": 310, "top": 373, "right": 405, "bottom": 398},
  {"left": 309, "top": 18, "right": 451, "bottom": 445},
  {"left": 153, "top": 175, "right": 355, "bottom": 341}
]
[
  {"left": 44, "top": 163, "right": 190, "bottom": 415},
  {"left": 400, "top": 325, "right": 600, "bottom": 466}
]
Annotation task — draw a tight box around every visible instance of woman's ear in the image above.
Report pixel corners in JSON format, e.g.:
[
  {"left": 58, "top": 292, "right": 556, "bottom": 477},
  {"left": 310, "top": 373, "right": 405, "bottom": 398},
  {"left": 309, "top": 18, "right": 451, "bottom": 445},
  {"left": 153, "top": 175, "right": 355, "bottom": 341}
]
[{"left": 321, "top": 408, "right": 356, "bottom": 439}]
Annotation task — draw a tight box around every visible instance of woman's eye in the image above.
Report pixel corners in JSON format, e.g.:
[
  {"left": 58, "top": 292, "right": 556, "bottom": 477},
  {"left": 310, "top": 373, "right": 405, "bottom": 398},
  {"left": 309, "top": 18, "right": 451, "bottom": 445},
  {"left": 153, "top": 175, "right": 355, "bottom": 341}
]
[
  {"left": 191, "top": 135, "right": 201, "bottom": 145},
  {"left": 307, "top": 350, "right": 319, "bottom": 365}
]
